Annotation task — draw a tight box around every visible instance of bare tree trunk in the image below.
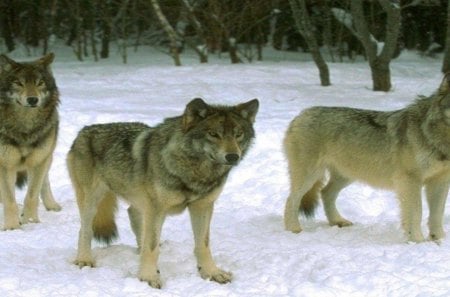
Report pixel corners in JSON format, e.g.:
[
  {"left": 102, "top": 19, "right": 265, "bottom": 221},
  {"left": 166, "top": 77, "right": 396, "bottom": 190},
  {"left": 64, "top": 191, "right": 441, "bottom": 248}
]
[
  {"left": 150, "top": 0, "right": 182, "bottom": 66},
  {"left": 442, "top": 0, "right": 450, "bottom": 73},
  {"left": 351, "top": 0, "right": 400, "bottom": 91},
  {"left": 73, "top": 0, "right": 83, "bottom": 61},
  {"left": 0, "top": 3, "right": 15, "bottom": 52},
  {"left": 289, "top": 0, "right": 331, "bottom": 86},
  {"left": 99, "top": 0, "right": 111, "bottom": 59},
  {"left": 180, "top": 0, "right": 208, "bottom": 63}
]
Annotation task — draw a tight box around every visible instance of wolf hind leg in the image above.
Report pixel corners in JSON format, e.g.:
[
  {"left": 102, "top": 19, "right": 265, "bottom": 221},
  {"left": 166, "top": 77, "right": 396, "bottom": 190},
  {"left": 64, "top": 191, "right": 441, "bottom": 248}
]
[
  {"left": 425, "top": 175, "right": 450, "bottom": 241},
  {"left": 74, "top": 183, "right": 110, "bottom": 267},
  {"left": 322, "top": 170, "right": 353, "bottom": 227},
  {"left": 68, "top": 150, "right": 105, "bottom": 267},
  {"left": 40, "top": 172, "right": 62, "bottom": 211},
  {"left": 284, "top": 166, "right": 325, "bottom": 233},
  {"left": 128, "top": 206, "right": 142, "bottom": 250}
]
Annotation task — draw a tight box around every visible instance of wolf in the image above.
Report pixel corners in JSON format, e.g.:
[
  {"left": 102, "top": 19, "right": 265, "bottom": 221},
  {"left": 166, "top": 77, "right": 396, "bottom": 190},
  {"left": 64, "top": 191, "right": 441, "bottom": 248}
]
[
  {"left": 67, "top": 98, "right": 259, "bottom": 288},
  {"left": 0, "top": 53, "right": 61, "bottom": 230},
  {"left": 284, "top": 74, "right": 450, "bottom": 243}
]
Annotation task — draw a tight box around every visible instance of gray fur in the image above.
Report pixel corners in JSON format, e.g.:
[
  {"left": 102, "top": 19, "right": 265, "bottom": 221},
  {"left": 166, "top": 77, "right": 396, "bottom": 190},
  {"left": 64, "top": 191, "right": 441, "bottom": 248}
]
[
  {"left": 67, "top": 98, "right": 259, "bottom": 288},
  {"left": 0, "top": 53, "right": 61, "bottom": 230},
  {"left": 284, "top": 74, "right": 450, "bottom": 243}
]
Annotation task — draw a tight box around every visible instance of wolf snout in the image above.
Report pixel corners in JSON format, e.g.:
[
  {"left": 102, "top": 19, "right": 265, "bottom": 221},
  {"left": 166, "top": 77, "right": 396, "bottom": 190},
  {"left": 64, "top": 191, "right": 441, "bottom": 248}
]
[
  {"left": 27, "top": 96, "right": 39, "bottom": 107},
  {"left": 225, "top": 153, "right": 240, "bottom": 165}
]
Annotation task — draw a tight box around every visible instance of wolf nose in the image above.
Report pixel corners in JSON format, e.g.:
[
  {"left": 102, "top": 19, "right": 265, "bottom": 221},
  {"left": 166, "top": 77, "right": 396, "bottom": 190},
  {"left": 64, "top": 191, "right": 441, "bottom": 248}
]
[
  {"left": 225, "top": 153, "right": 240, "bottom": 164},
  {"left": 27, "top": 97, "right": 39, "bottom": 106}
]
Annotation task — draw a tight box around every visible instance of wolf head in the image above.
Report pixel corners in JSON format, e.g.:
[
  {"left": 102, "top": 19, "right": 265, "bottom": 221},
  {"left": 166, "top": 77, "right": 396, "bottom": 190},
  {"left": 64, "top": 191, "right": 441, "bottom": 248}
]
[
  {"left": 0, "top": 53, "right": 57, "bottom": 108},
  {"left": 182, "top": 98, "right": 259, "bottom": 166}
]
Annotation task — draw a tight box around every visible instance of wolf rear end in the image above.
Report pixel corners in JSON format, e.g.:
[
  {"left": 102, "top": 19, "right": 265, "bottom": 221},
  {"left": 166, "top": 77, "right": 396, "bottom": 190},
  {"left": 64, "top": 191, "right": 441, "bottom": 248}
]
[
  {"left": 0, "top": 53, "right": 61, "bottom": 230},
  {"left": 67, "top": 98, "right": 259, "bottom": 288},
  {"left": 284, "top": 74, "right": 450, "bottom": 243}
]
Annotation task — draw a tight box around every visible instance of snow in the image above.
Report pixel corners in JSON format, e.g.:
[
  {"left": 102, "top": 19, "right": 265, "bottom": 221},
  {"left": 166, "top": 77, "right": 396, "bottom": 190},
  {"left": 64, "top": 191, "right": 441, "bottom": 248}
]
[{"left": 1, "top": 45, "right": 450, "bottom": 297}]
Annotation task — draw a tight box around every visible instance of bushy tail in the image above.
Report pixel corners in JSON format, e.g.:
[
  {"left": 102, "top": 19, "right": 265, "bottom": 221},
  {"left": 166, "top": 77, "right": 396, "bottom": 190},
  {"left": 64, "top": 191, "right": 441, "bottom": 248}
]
[
  {"left": 93, "top": 192, "right": 118, "bottom": 245},
  {"left": 299, "top": 180, "right": 324, "bottom": 218},
  {"left": 16, "top": 171, "right": 27, "bottom": 189}
]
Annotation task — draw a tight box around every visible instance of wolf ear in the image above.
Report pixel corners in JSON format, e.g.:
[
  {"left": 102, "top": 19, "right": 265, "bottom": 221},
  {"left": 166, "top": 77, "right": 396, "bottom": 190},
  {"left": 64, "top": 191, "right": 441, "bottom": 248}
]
[
  {"left": 0, "top": 54, "right": 19, "bottom": 73},
  {"left": 236, "top": 98, "right": 259, "bottom": 123},
  {"left": 183, "top": 98, "right": 209, "bottom": 131},
  {"left": 439, "top": 73, "right": 450, "bottom": 93},
  {"left": 37, "top": 52, "right": 55, "bottom": 67}
]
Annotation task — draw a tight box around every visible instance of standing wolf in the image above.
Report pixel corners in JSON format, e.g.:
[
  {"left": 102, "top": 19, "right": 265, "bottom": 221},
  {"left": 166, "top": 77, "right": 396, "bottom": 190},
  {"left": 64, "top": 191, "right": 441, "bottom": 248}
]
[
  {"left": 67, "top": 98, "right": 259, "bottom": 288},
  {"left": 0, "top": 53, "right": 61, "bottom": 230},
  {"left": 284, "top": 74, "right": 450, "bottom": 243}
]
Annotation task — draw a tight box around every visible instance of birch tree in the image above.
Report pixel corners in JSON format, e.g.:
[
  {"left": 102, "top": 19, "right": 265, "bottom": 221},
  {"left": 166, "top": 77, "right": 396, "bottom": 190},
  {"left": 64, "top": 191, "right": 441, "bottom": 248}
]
[{"left": 150, "top": 0, "right": 182, "bottom": 66}]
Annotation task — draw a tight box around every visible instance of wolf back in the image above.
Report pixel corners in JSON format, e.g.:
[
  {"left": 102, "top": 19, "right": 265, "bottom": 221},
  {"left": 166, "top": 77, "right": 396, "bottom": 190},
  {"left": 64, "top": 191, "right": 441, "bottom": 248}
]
[
  {"left": 67, "top": 98, "right": 259, "bottom": 288},
  {"left": 283, "top": 74, "right": 450, "bottom": 243}
]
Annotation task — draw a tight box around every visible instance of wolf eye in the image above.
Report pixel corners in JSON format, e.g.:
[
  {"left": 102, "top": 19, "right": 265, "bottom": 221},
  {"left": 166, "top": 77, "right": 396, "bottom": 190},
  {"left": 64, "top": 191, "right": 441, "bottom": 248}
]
[
  {"left": 235, "top": 131, "right": 244, "bottom": 138},
  {"left": 208, "top": 131, "right": 220, "bottom": 138},
  {"left": 37, "top": 80, "right": 45, "bottom": 86}
]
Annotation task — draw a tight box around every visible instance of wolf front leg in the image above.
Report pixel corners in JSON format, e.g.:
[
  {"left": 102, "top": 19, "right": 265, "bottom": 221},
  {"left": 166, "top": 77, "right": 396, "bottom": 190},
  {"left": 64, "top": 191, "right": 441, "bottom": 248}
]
[
  {"left": 188, "top": 198, "right": 232, "bottom": 284},
  {"left": 425, "top": 175, "right": 450, "bottom": 241},
  {"left": 0, "top": 169, "right": 20, "bottom": 230},
  {"left": 138, "top": 205, "right": 165, "bottom": 289},
  {"left": 22, "top": 158, "right": 53, "bottom": 223},
  {"left": 395, "top": 176, "right": 425, "bottom": 242}
]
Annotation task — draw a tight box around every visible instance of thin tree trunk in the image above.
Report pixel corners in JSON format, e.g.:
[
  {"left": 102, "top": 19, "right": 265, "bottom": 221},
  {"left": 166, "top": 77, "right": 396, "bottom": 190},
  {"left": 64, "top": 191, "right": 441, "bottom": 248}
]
[
  {"left": 289, "top": 0, "right": 331, "bottom": 86},
  {"left": 99, "top": 0, "right": 111, "bottom": 59},
  {"left": 150, "top": 0, "right": 181, "bottom": 66},
  {"left": 442, "top": 0, "right": 450, "bottom": 73},
  {"left": 180, "top": 0, "right": 208, "bottom": 63},
  {"left": 0, "top": 3, "right": 15, "bottom": 52}
]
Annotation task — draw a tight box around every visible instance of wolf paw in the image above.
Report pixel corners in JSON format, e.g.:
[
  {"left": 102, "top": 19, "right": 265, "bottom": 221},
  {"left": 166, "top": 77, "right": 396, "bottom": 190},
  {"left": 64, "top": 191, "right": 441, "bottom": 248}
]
[
  {"left": 284, "top": 221, "right": 302, "bottom": 233},
  {"left": 406, "top": 232, "right": 425, "bottom": 243},
  {"left": 330, "top": 219, "right": 353, "bottom": 228},
  {"left": 20, "top": 215, "right": 40, "bottom": 224},
  {"left": 74, "top": 259, "right": 95, "bottom": 268},
  {"left": 3, "top": 221, "right": 21, "bottom": 231},
  {"left": 429, "top": 231, "right": 445, "bottom": 242},
  {"left": 199, "top": 267, "right": 232, "bottom": 284},
  {"left": 44, "top": 201, "right": 62, "bottom": 212},
  {"left": 139, "top": 272, "right": 162, "bottom": 289},
  {"left": 3, "top": 218, "right": 20, "bottom": 231}
]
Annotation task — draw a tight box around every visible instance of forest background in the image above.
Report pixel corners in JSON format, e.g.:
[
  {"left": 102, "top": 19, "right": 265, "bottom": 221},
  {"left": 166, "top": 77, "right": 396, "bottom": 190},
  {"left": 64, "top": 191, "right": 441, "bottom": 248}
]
[{"left": 0, "top": 0, "right": 449, "bottom": 91}]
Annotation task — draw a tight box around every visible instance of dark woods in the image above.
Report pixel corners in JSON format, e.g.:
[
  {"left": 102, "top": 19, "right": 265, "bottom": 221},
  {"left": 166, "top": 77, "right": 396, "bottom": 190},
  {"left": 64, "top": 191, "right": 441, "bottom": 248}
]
[{"left": 0, "top": 0, "right": 448, "bottom": 90}]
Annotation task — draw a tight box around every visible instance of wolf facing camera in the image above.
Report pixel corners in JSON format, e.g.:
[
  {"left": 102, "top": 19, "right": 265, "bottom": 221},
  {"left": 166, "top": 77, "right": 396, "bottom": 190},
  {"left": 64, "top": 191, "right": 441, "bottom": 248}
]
[
  {"left": 0, "top": 53, "right": 61, "bottom": 230},
  {"left": 67, "top": 98, "right": 259, "bottom": 288}
]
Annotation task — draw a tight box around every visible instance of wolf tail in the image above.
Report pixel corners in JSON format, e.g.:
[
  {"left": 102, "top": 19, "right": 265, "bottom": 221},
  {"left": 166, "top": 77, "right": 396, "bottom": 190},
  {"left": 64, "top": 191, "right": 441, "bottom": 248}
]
[
  {"left": 16, "top": 171, "right": 28, "bottom": 189},
  {"left": 299, "top": 180, "right": 324, "bottom": 218},
  {"left": 93, "top": 192, "right": 118, "bottom": 245}
]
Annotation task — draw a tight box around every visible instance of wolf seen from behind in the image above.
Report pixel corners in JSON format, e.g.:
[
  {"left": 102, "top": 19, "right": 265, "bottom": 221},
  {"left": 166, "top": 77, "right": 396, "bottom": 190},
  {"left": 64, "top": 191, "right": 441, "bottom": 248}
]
[
  {"left": 284, "top": 74, "right": 450, "bottom": 243},
  {"left": 67, "top": 98, "right": 259, "bottom": 288},
  {"left": 0, "top": 53, "right": 61, "bottom": 230}
]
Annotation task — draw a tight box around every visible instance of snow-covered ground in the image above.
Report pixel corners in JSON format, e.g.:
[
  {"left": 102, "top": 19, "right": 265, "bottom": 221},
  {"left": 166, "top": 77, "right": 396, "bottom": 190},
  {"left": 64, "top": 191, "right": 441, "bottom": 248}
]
[{"left": 1, "top": 45, "right": 449, "bottom": 297}]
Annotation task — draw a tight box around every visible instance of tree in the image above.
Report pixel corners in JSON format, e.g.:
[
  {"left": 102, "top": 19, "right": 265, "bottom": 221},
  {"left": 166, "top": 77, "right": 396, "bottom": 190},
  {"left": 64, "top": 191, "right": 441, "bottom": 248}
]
[
  {"left": 351, "top": 0, "right": 401, "bottom": 91},
  {"left": 150, "top": 0, "right": 182, "bottom": 66},
  {"left": 288, "top": 0, "right": 331, "bottom": 86},
  {"left": 442, "top": 0, "right": 450, "bottom": 73}
]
